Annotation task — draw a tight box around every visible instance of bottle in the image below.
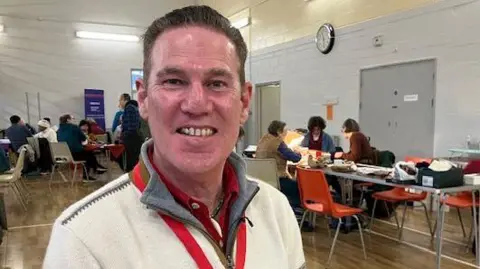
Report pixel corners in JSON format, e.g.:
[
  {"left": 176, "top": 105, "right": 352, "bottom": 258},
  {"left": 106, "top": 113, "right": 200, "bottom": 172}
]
[{"left": 466, "top": 135, "right": 472, "bottom": 149}]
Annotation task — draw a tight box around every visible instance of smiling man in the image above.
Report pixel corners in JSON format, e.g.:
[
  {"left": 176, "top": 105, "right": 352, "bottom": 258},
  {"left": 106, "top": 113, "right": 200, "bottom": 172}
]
[{"left": 43, "top": 5, "right": 305, "bottom": 269}]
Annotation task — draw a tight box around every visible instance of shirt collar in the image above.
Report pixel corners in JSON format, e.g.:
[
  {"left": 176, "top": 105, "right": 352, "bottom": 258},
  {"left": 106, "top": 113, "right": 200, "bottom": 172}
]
[{"left": 146, "top": 147, "right": 240, "bottom": 212}]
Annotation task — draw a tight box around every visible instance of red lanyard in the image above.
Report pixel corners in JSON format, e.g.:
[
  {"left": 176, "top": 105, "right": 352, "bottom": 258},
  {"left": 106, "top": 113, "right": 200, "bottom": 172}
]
[{"left": 132, "top": 165, "right": 247, "bottom": 269}]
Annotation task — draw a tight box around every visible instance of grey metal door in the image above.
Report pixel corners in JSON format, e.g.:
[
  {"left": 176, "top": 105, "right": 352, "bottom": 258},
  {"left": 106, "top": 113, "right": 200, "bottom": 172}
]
[
  {"left": 360, "top": 60, "right": 436, "bottom": 161},
  {"left": 255, "top": 84, "right": 281, "bottom": 140}
]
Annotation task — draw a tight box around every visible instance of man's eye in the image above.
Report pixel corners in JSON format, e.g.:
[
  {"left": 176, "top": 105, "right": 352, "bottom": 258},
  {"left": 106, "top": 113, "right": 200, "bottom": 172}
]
[
  {"left": 163, "top": 79, "right": 185, "bottom": 86},
  {"left": 207, "top": 80, "right": 227, "bottom": 89}
]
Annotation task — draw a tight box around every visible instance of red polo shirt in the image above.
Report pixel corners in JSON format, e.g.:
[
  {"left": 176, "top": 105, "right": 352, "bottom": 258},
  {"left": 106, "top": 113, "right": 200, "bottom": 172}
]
[{"left": 147, "top": 149, "right": 239, "bottom": 249}]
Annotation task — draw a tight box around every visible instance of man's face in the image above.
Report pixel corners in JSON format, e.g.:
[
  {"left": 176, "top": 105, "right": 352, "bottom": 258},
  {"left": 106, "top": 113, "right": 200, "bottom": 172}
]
[
  {"left": 118, "top": 96, "right": 126, "bottom": 109},
  {"left": 137, "top": 26, "right": 252, "bottom": 175}
]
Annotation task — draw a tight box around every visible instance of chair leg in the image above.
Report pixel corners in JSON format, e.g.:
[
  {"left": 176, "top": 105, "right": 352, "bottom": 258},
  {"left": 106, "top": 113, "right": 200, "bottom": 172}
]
[
  {"left": 325, "top": 215, "right": 331, "bottom": 238},
  {"left": 49, "top": 164, "right": 56, "bottom": 187},
  {"left": 10, "top": 184, "right": 27, "bottom": 211},
  {"left": 299, "top": 210, "right": 309, "bottom": 229},
  {"left": 456, "top": 208, "right": 467, "bottom": 238},
  {"left": 466, "top": 216, "right": 474, "bottom": 253},
  {"left": 83, "top": 164, "right": 89, "bottom": 181},
  {"left": 327, "top": 217, "right": 342, "bottom": 267},
  {"left": 358, "top": 190, "right": 365, "bottom": 208},
  {"left": 368, "top": 199, "right": 378, "bottom": 233},
  {"left": 391, "top": 202, "right": 400, "bottom": 231},
  {"left": 421, "top": 202, "right": 434, "bottom": 237},
  {"left": 353, "top": 215, "right": 367, "bottom": 260},
  {"left": 398, "top": 201, "right": 408, "bottom": 240},
  {"left": 72, "top": 164, "right": 78, "bottom": 187}
]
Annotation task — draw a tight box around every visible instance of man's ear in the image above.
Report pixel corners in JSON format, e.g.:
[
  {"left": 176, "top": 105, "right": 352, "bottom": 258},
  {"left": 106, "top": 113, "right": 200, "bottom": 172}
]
[
  {"left": 136, "top": 79, "right": 148, "bottom": 121},
  {"left": 240, "top": 82, "right": 252, "bottom": 124}
]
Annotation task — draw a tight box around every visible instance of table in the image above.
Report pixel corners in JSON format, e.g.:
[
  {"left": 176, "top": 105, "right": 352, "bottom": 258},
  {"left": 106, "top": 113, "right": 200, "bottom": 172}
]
[
  {"left": 319, "top": 167, "right": 480, "bottom": 269},
  {"left": 449, "top": 148, "right": 480, "bottom": 156}
]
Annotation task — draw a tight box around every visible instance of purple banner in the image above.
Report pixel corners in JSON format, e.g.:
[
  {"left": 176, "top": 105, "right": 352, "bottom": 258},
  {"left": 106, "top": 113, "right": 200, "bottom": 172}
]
[{"left": 84, "top": 89, "right": 105, "bottom": 130}]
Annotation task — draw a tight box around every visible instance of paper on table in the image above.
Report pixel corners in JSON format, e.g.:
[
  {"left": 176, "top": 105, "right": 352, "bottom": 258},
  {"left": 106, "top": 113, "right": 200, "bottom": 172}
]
[{"left": 244, "top": 145, "right": 257, "bottom": 152}]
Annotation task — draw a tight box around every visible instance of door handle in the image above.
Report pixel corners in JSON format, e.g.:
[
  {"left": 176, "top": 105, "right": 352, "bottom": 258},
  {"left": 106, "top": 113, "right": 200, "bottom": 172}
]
[{"left": 388, "top": 121, "right": 391, "bottom": 127}]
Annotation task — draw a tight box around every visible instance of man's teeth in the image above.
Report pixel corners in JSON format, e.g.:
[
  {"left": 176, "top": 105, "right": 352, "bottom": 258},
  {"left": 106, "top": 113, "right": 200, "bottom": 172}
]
[{"left": 180, "top": 127, "right": 214, "bottom": 137}]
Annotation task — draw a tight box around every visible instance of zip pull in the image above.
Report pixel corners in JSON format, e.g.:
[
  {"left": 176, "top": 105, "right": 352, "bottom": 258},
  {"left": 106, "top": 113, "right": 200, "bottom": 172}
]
[
  {"left": 242, "top": 216, "right": 254, "bottom": 227},
  {"left": 227, "top": 255, "right": 235, "bottom": 269}
]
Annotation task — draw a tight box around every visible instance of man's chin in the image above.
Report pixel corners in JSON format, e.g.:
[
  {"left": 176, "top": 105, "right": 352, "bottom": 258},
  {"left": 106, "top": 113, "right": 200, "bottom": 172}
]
[{"left": 173, "top": 155, "right": 225, "bottom": 174}]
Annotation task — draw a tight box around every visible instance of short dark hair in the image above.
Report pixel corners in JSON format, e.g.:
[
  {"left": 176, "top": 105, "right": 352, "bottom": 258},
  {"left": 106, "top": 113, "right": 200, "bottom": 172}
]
[
  {"left": 121, "top": 93, "right": 131, "bottom": 102},
  {"left": 78, "top": 120, "right": 91, "bottom": 133},
  {"left": 142, "top": 5, "right": 247, "bottom": 86},
  {"left": 59, "top": 114, "right": 72, "bottom": 124},
  {"left": 307, "top": 116, "right": 326, "bottom": 132},
  {"left": 10, "top": 115, "right": 21, "bottom": 124},
  {"left": 43, "top": 117, "right": 51, "bottom": 124},
  {"left": 342, "top": 118, "right": 360, "bottom": 133},
  {"left": 267, "top": 120, "right": 286, "bottom": 137}
]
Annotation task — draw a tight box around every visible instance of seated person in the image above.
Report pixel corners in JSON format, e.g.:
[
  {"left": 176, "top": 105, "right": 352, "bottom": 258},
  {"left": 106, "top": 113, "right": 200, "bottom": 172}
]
[
  {"left": 87, "top": 119, "right": 105, "bottom": 135},
  {"left": 334, "top": 118, "right": 374, "bottom": 164},
  {"left": 57, "top": 114, "right": 106, "bottom": 181},
  {"left": 255, "top": 120, "right": 310, "bottom": 228},
  {"left": 79, "top": 120, "right": 97, "bottom": 143},
  {"left": 5, "top": 115, "right": 33, "bottom": 152},
  {"left": 34, "top": 119, "right": 57, "bottom": 143},
  {"left": 302, "top": 116, "right": 341, "bottom": 196},
  {"left": 300, "top": 116, "right": 335, "bottom": 153}
]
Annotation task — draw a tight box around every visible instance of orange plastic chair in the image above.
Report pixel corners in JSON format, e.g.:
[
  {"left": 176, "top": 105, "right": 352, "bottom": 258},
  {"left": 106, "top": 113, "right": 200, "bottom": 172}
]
[
  {"left": 297, "top": 167, "right": 367, "bottom": 265},
  {"left": 433, "top": 191, "right": 480, "bottom": 249},
  {"left": 368, "top": 156, "right": 433, "bottom": 240}
]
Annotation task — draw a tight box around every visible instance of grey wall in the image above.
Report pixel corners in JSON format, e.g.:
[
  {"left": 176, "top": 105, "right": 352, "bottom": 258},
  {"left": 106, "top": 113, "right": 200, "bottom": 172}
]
[{"left": 244, "top": 0, "right": 480, "bottom": 156}]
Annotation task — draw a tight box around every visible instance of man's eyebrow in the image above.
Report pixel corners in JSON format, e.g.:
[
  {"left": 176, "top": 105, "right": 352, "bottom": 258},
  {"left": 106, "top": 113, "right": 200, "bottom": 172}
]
[
  {"left": 155, "top": 66, "right": 186, "bottom": 79},
  {"left": 205, "top": 68, "right": 234, "bottom": 80}
]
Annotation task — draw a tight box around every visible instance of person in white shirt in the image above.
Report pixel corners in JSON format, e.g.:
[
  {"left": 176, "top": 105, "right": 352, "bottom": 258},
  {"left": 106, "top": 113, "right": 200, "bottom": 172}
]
[
  {"left": 34, "top": 119, "right": 57, "bottom": 143},
  {"left": 43, "top": 5, "right": 305, "bottom": 269}
]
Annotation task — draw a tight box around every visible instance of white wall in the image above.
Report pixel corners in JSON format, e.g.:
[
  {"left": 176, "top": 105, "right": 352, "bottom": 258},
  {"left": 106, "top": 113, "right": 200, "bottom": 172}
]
[
  {"left": 245, "top": 0, "right": 480, "bottom": 157},
  {"left": 0, "top": 0, "right": 194, "bottom": 129}
]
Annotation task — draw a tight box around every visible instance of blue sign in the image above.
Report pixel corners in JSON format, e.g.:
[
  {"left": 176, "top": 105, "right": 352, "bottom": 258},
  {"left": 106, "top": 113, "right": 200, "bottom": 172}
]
[{"left": 84, "top": 89, "right": 105, "bottom": 130}]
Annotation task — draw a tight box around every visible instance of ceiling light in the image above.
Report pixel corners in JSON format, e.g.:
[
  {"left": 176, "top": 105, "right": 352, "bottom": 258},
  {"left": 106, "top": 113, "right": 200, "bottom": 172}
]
[
  {"left": 0, "top": 24, "right": 4, "bottom": 33},
  {"left": 231, "top": 18, "right": 250, "bottom": 29},
  {"left": 75, "top": 31, "right": 139, "bottom": 42}
]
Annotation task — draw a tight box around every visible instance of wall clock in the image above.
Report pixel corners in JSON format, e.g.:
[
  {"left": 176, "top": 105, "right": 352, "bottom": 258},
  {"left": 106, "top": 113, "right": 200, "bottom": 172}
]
[{"left": 315, "top": 23, "right": 335, "bottom": 54}]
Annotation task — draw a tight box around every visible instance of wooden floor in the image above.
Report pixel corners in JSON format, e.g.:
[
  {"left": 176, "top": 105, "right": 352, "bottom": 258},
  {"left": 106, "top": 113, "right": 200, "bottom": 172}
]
[{"left": 0, "top": 165, "right": 477, "bottom": 269}]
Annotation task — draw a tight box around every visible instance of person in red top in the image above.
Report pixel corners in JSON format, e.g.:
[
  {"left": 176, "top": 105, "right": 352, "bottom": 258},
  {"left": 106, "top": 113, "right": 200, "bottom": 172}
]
[{"left": 335, "top": 118, "right": 374, "bottom": 164}]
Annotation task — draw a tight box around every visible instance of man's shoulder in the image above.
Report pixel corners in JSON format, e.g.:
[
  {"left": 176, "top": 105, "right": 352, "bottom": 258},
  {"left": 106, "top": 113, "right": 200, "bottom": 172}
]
[{"left": 55, "top": 175, "right": 136, "bottom": 227}]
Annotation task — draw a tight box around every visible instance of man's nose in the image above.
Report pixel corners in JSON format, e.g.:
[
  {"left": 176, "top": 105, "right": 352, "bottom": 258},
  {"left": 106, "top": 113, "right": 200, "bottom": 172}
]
[{"left": 180, "top": 81, "right": 213, "bottom": 115}]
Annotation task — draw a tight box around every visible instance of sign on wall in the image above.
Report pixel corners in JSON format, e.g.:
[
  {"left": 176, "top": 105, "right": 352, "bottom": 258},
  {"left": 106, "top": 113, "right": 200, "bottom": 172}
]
[
  {"left": 131, "top": 69, "right": 144, "bottom": 100},
  {"left": 84, "top": 89, "right": 105, "bottom": 130}
]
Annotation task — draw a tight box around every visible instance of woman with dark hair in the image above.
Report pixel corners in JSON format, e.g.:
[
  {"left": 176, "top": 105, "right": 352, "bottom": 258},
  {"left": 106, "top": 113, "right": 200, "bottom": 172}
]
[
  {"left": 300, "top": 116, "right": 335, "bottom": 153},
  {"left": 334, "top": 118, "right": 374, "bottom": 164},
  {"left": 256, "top": 120, "right": 311, "bottom": 229},
  {"left": 79, "top": 120, "right": 96, "bottom": 142}
]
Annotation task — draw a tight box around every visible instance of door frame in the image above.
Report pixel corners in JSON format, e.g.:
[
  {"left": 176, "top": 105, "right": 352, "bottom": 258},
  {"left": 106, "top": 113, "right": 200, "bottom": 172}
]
[
  {"left": 358, "top": 58, "right": 437, "bottom": 157},
  {"left": 254, "top": 81, "right": 281, "bottom": 142}
]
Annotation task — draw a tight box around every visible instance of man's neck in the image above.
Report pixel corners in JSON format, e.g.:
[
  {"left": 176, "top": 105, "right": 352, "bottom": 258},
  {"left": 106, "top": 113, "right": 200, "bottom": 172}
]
[{"left": 152, "top": 151, "right": 224, "bottom": 212}]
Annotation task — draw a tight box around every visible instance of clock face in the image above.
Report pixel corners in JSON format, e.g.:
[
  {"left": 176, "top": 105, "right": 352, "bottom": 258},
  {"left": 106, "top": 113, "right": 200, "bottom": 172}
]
[{"left": 315, "top": 23, "right": 335, "bottom": 54}]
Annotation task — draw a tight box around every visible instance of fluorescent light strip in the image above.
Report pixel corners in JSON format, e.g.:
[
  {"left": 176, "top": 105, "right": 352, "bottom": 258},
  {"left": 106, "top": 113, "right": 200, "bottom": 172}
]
[
  {"left": 75, "top": 31, "right": 139, "bottom": 42},
  {"left": 231, "top": 17, "right": 250, "bottom": 29}
]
